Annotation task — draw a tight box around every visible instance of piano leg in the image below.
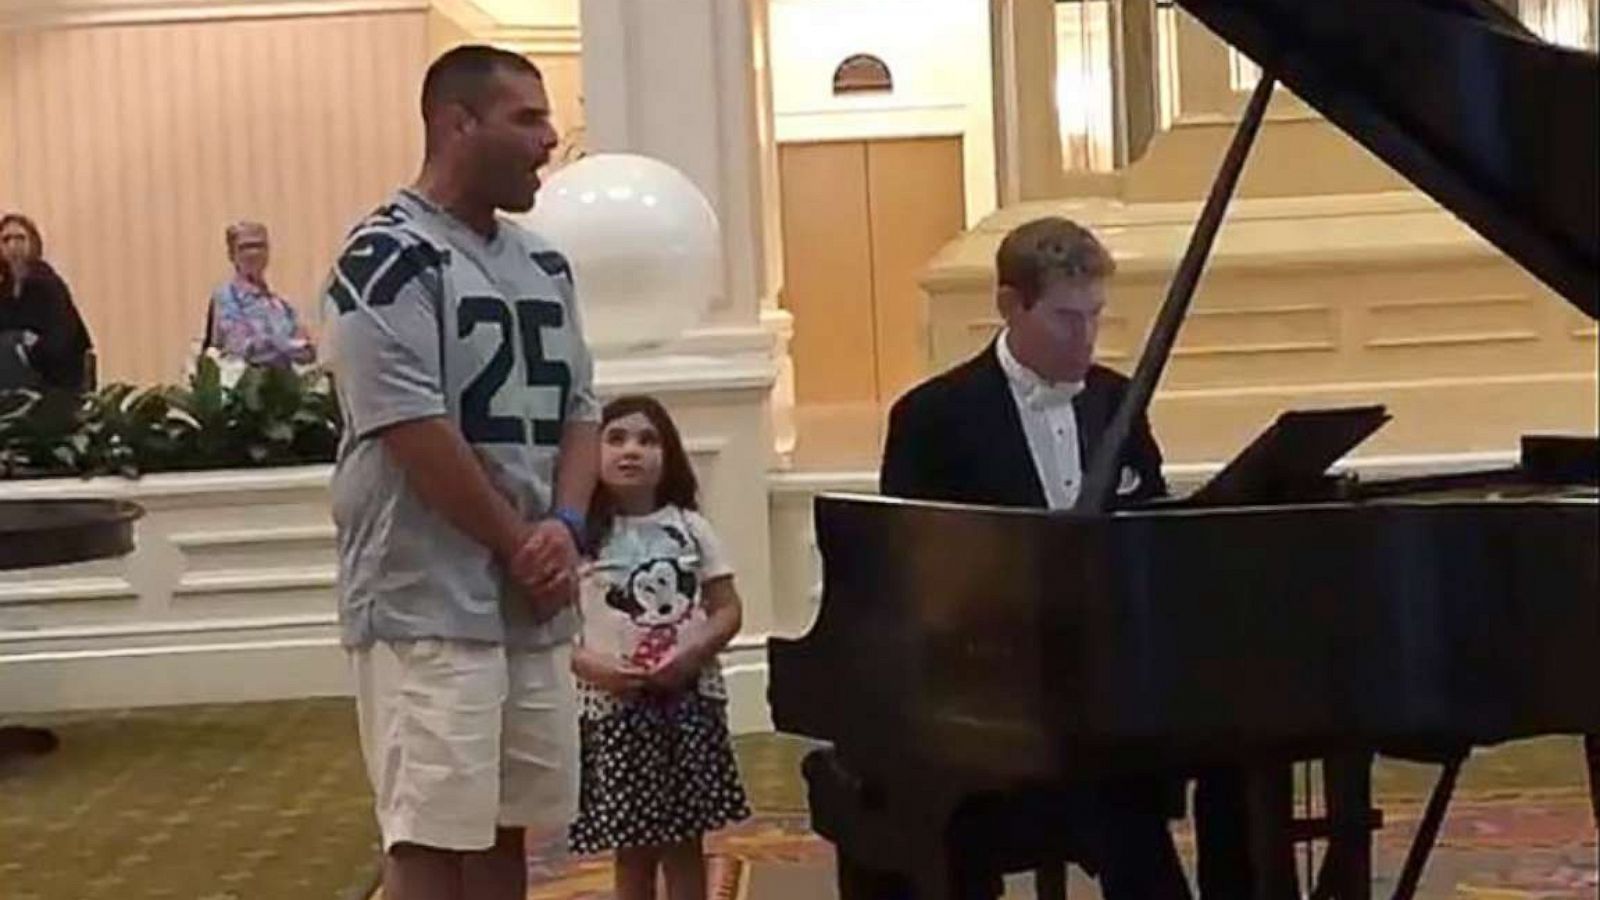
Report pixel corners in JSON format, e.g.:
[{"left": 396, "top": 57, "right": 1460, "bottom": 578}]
[
  {"left": 1586, "top": 735, "right": 1599, "bottom": 875},
  {"left": 806, "top": 750, "right": 1003, "bottom": 900},
  {"left": 836, "top": 852, "right": 913, "bottom": 900},
  {"left": 1389, "top": 749, "right": 1466, "bottom": 900},
  {"left": 1195, "top": 768, "right": 1254, "bottom": 898},
  {"left": 1318, "top": 753, "right": 1375, "bottom": 900},
  {"left": 914, "top": 851, "right": 1007, "bottom": 900},
  {"left": 1245, "top": 765, "right": 1302, "bottom": 900},
  {"left": 1033, "top": 863, "right": 1068, "bottom": 900}
]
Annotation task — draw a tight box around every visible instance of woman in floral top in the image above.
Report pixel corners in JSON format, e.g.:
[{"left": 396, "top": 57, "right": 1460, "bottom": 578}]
[{"left": 205, "top": 221, "right": 314, "bottom": 368}]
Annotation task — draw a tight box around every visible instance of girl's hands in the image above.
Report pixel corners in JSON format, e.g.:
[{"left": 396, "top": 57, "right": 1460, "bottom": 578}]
[
  {"left": 648, "top": 646, "right": 705, "bottom": 694},
  {"left": 573, "top": 649, "right": 649, "bottom": 697}
]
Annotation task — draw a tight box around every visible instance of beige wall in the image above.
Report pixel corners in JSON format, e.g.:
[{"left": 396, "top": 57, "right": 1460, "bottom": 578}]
[
  {"left": 471, "top": 0, "right": 577, "bottom": 24},
  {"left": 768, "top": 0, "right": 997, "bottom": 226},
  {"left": 0, "top": 10, "right": 428, "bottom": 386},
  {"left": 427, "top": 5, "right": 477, "bottom": 54},
  {"left": 533, "top": 54, "right": 583, "bottom": 163}
]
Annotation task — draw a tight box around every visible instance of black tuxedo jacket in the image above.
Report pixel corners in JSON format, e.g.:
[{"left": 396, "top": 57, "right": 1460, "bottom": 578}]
[{"left": 880, "top": 342, "right": 1167, "bottom": 507}]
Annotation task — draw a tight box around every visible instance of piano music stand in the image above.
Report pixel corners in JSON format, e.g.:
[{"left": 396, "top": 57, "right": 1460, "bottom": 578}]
[
  {"left": 1186, "top": 405, "right": 1391, "bottom": 506},
  {"left": 0, "top": 499, "right": 141, "bottom": 762}
]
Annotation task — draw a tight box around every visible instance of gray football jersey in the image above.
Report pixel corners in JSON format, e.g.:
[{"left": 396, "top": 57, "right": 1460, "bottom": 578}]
[{"left": 323, "top": 189, "right": 598, "bottom": 649}]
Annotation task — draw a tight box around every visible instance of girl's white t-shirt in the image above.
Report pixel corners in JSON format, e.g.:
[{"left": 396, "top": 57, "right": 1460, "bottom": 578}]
[{"left": 576, "top": 505, "right": 734, "bottom": 716}]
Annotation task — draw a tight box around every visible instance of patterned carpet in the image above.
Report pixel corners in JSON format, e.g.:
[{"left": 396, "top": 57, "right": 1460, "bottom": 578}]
[
  {"left": 518, "top": 768, "right": 1599, "bottom": 899},
  {"left": 1, "top": 699, "right": 1594, "bottom": 899}
]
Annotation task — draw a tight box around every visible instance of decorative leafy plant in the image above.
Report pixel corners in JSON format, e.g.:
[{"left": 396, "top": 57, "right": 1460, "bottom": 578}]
[{"left": 0, "top": 353, "right": 340, "bottom": 480}]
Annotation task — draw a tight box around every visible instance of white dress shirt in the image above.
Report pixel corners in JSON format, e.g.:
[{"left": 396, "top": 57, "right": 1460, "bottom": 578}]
[{"left": 995, "top": 330, "right": 1084, "bottom": 509}]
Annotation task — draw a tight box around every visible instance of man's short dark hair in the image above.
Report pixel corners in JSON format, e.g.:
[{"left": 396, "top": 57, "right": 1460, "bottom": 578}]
[
  {"left": 995, "top": 216, "right": 1115, "bottom": 305},
  {"left": 420, "top": 44, "right": 543, "bottom": 124}
]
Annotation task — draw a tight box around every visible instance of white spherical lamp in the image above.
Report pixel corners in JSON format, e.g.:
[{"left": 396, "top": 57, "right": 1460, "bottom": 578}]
[{"left": 518, "top": 153, "right": 721, "bottom": 354}]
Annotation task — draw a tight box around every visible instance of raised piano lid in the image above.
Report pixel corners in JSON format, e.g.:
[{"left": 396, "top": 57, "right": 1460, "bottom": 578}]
[{"left": 1175, "top": 0, "right": 1598, "bottom": 318}]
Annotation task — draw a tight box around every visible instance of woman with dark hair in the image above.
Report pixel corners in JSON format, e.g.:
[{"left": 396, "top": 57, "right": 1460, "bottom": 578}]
[{"left": 0, "top": 213, "right": 93, "bottom": 392}]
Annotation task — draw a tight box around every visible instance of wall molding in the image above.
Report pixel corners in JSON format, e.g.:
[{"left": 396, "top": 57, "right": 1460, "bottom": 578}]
[
  {"left": 775, "top": 103, "right": 966, "bottom": 146},
  {"left": 0, "top": 612, "right": 335, "bottom": 645},
  {"left": 170, "top": 524, "right": 337, "bottom": 548},
  {"left": 0, "top": 616, "right": 777, "bottom": 733},
  {"left": 491, "top": 24, "right": 580, "bottom": 56},
  {"left": 0, "top": 577, "right": 140, "bottom": 606},
  {"left": 0, "top": 636, "right": 351, "bottom": 714},
  {"left": 596, "top": 353, "right": 777, "bottom": 398},
  {"left": 924, "top": 191, "right": 1522, "bottom": 290},
  {"left": 428, "top": 0, "right": 580, "bottom": 55},
  {"left": 0, "top": 0, "right": 427, "bottom": 29},
  {"left": 0, "top": 465, "right": 332, "bottom": 500},
  {"left": 173, "top": 566, "right": 339, "bottom": 596}
]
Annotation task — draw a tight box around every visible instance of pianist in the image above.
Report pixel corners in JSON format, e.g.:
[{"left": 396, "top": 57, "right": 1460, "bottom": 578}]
[
  {"left": 879, "top": 216, "right": 1188, "bottom": 897},
  {"left": 880, "top": 215, "right": 1273, "bottom": 898},
  {"left": 881, "top": 216, "right": 1165, "bottom": 510}
]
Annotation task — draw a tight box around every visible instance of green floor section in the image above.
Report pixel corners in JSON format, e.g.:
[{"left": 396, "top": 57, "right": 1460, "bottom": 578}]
[{"left": 1, "top": 699, "right": 378, "bottom": 900}]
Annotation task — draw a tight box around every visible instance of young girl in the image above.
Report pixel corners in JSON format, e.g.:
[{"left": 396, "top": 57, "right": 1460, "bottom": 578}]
[{"left": 569, "top": 395, "right": 751, "bottom": 900}]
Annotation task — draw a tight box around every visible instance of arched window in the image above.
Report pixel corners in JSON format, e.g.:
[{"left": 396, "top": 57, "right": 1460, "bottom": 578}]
[{"left": 832, "top": 54, "right": 893, "bottom": 95}]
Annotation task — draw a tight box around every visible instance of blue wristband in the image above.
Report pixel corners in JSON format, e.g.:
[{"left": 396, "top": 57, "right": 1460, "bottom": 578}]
[{"left": 551, "top": 506, "right": 585, "bottom": 547}]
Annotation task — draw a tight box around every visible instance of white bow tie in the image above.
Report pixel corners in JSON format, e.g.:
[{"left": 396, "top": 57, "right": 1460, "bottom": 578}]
[{"left": 1022, "top": 380, "right": 1082, "bottom": 411}]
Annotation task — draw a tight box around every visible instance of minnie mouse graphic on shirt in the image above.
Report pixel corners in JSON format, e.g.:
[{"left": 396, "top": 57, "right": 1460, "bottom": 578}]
[
  {"left": 604, "top": 553, "right": 698, "bottom": 670},
  {"left": 578, "top": 509, "right": 731, "bottom": 707}
]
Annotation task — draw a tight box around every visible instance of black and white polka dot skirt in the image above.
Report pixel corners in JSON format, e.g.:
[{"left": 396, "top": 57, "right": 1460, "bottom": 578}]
[{"left": 569, "top": 692, "right": 752, "bottom": 854}]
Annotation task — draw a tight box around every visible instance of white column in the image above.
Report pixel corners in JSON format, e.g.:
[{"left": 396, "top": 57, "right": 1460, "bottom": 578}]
[
  {"left": 991, "top": 0, "right": 1065, "bottom": 203},
  {"left": 580, "top": 0, "right": 788, "bottom": 732},
  {"left": 581, "top": 0, "right": 779, "bottom": 329}
]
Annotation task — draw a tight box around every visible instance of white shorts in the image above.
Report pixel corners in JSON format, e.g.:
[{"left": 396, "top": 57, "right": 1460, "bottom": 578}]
[{"left": 351, "top": 639, "right": 579, "bottom": 853}]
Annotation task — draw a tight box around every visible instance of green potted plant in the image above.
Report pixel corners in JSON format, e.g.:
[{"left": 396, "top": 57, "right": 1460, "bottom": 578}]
[{"left": 0, "top": 351, "right": 340, "bottom": 480}]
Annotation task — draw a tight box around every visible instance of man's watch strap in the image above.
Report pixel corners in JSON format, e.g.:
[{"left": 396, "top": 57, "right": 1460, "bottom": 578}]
[{"left": 551, "top": 506, "right": 586, "bottom": 548}]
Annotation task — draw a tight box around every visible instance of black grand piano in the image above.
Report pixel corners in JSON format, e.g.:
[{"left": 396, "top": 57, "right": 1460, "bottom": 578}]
[{"left": 768, "top": 1, "right": 1599, "bottom": 898}]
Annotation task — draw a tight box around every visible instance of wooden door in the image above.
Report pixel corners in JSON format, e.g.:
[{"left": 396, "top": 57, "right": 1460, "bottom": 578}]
[
  {"left": 864, "top": 137, "right": 966, "bottom": 403},
  {"left": 778, "top": 136, "right": 965, "bottom": 463},
  {"left": 778, "top": 141, "right": 878, "bottom": 412}
]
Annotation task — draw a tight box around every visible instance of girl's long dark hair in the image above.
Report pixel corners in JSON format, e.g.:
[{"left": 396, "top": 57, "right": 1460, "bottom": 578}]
[{"left": 585, "top": 395, "right": 699, "bottom": 551}]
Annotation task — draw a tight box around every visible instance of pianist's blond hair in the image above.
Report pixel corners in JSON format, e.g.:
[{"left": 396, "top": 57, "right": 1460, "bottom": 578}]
[{"left": 995, "top": 217, "right": 1115, "bottom": 308}]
